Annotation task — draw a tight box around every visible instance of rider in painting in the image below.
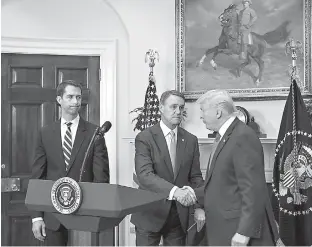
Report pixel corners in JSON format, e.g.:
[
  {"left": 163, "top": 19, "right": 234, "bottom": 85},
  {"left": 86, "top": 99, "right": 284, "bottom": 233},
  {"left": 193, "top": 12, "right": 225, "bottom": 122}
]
[{"left": 238, "top": 0, "right": 258, "bottom": 60}]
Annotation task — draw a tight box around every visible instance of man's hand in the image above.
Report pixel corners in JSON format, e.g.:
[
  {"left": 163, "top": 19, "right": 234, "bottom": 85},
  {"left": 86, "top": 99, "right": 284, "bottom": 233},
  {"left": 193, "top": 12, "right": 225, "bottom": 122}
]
[
  {"left": 182, "top": 185, "right": 198, "bottom": 206},
  {"left": 173, "top": 187, "right": 197, "bottom": 206},
  {"left": 194, "top": 208, "right": 205, "bottom": 232},
  {"left": 32, "top": 220, "right": 46, "bottom": 242},
  {"left": 231, "top": 233, "right": 250, "bottom": 246}
]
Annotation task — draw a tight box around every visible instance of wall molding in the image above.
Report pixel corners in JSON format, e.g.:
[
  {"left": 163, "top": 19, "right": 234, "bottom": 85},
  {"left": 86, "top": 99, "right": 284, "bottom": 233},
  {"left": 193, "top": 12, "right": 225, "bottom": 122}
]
[
  {"left": 124, "top": 137, "right": 276, "bottom": 183},
  {"left": 198, "top": 137, "right": 277, "bottom": 145}
]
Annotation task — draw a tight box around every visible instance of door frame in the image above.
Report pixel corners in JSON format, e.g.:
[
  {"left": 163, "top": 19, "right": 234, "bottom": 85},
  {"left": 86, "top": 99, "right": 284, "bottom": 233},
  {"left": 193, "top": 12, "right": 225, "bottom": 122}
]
[{"left": 1, "top": 36, "right": 118, "bottom": 245}]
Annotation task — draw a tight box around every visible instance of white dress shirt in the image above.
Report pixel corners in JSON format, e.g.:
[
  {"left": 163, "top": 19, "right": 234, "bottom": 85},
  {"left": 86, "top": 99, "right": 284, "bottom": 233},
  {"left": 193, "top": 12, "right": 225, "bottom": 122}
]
[
  {"left": 218, "top": 116, "right": 236, "bottom": 139},
  {"left": 60, "top": 115, "right": 80, "bottom": 146},
  {"left": 159, "top": 120, "right": 179, "bottom": 200},
  {"left": 32, "top": 115, "right": 80, "bottom": 223}
]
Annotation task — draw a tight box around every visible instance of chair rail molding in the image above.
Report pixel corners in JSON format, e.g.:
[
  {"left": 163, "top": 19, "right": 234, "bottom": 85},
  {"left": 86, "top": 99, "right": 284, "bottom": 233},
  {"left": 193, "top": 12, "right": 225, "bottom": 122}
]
[{"left": 124, "top": 137, "right": 276, "bottom": 183}]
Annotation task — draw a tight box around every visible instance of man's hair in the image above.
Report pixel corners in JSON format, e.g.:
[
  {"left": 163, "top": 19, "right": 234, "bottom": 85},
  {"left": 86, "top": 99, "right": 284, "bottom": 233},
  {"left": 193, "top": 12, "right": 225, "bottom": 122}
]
[
  {"left": 196, "top": 89, "right": 236, "bottom": 114},
  {"left": 159, "top": 90, "right": 185, "bottom": 105},
  {"left": 56, "top": 80, "right": 82, "bottom": 97}
]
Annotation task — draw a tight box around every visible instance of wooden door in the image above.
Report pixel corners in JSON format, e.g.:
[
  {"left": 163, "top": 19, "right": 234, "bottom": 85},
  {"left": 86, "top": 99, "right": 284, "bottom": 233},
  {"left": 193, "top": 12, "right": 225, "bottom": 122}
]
[{"left": 1, "top": 53, "right": 113, "bottom": 246}]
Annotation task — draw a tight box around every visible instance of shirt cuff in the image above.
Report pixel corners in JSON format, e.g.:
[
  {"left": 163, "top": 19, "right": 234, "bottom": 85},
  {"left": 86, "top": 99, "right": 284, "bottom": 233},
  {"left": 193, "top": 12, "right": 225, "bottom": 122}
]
[
  {"left": 32, "top": 217, "right": 43, "bottom": 223},
  {"left": 168, "top": 186, "right": 178, "bottom": 200}
]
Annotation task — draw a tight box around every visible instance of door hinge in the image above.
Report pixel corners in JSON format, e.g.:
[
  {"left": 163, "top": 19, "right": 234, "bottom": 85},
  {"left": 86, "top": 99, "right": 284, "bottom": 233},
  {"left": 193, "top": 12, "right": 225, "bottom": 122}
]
[{"left": 99, "top": 68, "right": 101, "bottom": 82}]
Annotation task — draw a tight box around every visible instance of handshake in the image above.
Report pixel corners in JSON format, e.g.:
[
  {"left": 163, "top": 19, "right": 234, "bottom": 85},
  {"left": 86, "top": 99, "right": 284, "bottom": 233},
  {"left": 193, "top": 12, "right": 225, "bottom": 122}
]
[{"left": 173, "top": 186, "right": 197, "bottom": 206}]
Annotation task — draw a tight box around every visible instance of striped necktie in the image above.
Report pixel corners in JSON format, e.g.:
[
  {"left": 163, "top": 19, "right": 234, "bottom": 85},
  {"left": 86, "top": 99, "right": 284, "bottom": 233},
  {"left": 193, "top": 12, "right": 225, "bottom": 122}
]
[
  {"left": 63, "top": 122, "right": 73, "bottom": 171},
  {"left": 169, "top": 131, "right": 176, "bottom": 175}
]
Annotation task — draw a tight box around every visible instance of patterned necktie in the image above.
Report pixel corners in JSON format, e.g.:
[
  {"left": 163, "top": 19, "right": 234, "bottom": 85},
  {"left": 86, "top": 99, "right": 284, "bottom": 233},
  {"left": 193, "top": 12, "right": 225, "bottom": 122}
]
[
  {"left": 208, "top": 132, "right": 221, "bottom": 171},
  {"left": 169, "top": 131, "right": 177, "bottom": 175},
  {"left": 63, "top": 122, "right": 73, "bottom": 171}
]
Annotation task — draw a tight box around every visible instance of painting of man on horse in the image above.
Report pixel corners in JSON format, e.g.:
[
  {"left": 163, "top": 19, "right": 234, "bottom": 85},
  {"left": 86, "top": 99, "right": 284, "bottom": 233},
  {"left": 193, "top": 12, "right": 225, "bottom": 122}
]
[
  {"left": 197, "top": 0, "right": 292, "bottom": 85},
  {"left": 184, "top": 0, "right": 304, "bottom": 91}
]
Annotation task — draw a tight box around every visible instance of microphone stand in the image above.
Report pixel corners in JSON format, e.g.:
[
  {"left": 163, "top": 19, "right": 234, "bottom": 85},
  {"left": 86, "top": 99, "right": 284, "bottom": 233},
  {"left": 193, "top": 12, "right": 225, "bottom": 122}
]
[{"left": 79, "top": 127, "right": 99, "bottom": 182}]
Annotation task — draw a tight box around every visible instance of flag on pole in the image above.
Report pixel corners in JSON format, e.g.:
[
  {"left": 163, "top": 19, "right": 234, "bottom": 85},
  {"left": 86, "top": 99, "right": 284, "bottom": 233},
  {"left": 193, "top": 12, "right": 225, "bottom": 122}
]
[
  {"left": 130, "top": 72, "right": 161, "bottom": 131},
  {"left": 130, "top": 72, "right": 161, "bottom": 187},
  {"left": 272, "top": 80, "right": 312, "bottom": 246}
]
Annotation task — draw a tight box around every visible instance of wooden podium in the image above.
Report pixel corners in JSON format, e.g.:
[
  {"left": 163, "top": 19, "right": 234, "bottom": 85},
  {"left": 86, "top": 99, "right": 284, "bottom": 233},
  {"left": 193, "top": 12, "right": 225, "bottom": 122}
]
[{"left": 25, "top": 179, "right": 167, "bottom": 244}]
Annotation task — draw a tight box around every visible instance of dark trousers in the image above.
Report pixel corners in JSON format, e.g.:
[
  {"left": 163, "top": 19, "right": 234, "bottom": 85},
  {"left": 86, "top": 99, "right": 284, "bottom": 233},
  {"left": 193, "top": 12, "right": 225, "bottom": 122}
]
[
  {"left": 43, "top": 225, "right": 69, "bottom": 246},
  {"left": 135, "top": 203, "right": 186, "bottom": 246}
]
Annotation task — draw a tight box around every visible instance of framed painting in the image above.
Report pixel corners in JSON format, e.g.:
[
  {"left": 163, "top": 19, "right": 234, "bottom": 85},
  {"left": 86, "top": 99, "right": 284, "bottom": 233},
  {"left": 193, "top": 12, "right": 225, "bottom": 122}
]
[{"left": 176, "top": 0, "right": 312, "bottom": 100}]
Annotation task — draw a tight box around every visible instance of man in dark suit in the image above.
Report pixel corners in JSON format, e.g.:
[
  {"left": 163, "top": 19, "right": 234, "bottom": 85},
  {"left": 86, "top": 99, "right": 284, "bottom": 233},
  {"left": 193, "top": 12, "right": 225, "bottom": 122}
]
[
  {"left": 30, "top": 80, "right": 110, "bottom": 246},
  {"left": 195, "top": 89, "right": 279, "bottom": 246},
  {"left": 131, "top": 90, "right": 205, "bottom": 246}
]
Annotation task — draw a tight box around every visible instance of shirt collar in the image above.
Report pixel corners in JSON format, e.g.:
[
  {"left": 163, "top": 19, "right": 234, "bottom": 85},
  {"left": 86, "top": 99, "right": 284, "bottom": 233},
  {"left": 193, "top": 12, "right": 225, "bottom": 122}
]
[
  {"left": 61, "top": 115, "right": 80, "bottom": 126},
  {"left": 160, "top": 120, "right": 178, "bottom": 137},
  {"left": 218, "top": 116, "right": 235, "bottom": 139}
]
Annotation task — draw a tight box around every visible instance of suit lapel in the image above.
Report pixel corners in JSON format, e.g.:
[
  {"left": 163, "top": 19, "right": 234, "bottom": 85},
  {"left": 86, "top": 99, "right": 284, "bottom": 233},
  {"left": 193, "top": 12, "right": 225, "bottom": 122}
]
[
  {"left": 205, "top": 118, "right": 239, "bottom": 186},
  {"left": 52, "top": 120, "right": 67, "bottom": 176},
  {"left": 174, "top": 127, "right": 187, "bottom": 180},
  {"left": 152, "top": 124, "right": 174, "bottom": 180},
  {"left": 65, "top": 118, "right": 87, "bottom": 175}
]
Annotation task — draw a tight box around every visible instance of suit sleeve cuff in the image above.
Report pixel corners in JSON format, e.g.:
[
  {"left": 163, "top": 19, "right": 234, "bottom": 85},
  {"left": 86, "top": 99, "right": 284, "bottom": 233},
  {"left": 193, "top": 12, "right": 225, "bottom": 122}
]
[
  {"left": 168, "top": 186, "right": 178, "bottom": 200},
  {"left": 32, "top": 217, "right": 43, "bottom": 223},
  {"left": 194, "top": 203, "right": 202, "bottom": 209}
]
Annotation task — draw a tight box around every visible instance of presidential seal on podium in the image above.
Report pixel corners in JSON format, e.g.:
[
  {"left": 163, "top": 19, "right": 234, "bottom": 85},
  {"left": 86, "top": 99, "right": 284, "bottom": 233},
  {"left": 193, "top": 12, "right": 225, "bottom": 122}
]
[{"left": 51, "top": 177, "right": 82, "bottom": 214}]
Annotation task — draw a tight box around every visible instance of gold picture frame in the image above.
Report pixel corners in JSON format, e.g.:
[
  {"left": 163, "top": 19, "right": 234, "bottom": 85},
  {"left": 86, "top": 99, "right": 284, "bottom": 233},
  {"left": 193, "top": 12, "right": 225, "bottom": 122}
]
[{"left": 176, "top": 0, "right": 312, "bottom": 100}]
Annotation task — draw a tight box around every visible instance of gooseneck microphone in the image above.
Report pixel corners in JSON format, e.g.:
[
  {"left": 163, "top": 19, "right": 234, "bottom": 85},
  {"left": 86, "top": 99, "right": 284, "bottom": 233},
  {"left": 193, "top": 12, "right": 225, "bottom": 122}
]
[
  {"left": 97, "top": 121, "right": 112, "bottom": 138},
  {"left": 79, "top": 121, "right": 112, "bottom": 182}
]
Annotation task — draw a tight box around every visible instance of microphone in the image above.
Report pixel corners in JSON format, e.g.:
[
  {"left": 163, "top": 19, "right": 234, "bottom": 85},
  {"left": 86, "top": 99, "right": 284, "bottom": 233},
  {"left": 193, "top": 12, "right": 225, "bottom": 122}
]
[
  {"left": 97, "top": 121, "right": 112, "bottom": 137},
  {"left": 79, "top": 121, "right": 112, "bottom": 182}
]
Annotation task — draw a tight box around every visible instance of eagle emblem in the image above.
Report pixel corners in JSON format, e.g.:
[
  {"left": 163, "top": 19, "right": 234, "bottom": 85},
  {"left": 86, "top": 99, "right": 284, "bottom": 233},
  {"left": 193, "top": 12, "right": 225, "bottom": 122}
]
[
  {"left": 273, "top": 131, "right": 312, "bottom": 216},
  {"left": 279, "top": 142, "right": 312, "bottom": 205},
  {"left": 51, "top": 177, "right": 82, "bottom": 214}
]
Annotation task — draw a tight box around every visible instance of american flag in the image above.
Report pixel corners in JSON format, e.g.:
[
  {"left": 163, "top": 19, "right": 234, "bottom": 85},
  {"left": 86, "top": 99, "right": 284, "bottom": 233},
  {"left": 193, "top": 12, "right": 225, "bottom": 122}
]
[
  {"left": 130, "top": 72, "right": 161, "bottom": 188},
  {"left": 130, "top": 72, "right": 161, "bottom": 131}
]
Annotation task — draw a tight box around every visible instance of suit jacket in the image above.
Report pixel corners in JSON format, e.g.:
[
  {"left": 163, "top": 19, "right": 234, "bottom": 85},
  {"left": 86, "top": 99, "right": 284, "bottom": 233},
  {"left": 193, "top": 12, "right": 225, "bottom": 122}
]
[
  {"left": 195, "top": 118, "right": 279, "bottom": 246},
  {"left": 30, "top": 117, "right": 110, "bottom": 231},
  {"left": 130, "top": 123, "right": 204, "bottom": 232}
]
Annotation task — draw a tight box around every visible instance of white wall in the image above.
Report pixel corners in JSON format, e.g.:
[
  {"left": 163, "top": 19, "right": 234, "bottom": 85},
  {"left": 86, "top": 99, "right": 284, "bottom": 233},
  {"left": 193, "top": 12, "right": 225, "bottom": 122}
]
[
  {"left": 184, "top": 100, "right": 286, "bottom": 138},
  {"left": 105, "top": 0, "right": 176, "bottom": 188}
]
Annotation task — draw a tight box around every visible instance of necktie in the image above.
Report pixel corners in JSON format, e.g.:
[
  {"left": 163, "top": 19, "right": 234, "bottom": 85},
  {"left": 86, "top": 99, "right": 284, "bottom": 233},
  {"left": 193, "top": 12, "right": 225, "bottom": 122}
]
[
  {"left": 208, "top": 133, "right": 221, "bottom": 171},
  {"left": 169, "top": 131, "right": 177, "bottom": 175},
  {"left": 63, "top": 122, "right": 73, "bottom": 171}
]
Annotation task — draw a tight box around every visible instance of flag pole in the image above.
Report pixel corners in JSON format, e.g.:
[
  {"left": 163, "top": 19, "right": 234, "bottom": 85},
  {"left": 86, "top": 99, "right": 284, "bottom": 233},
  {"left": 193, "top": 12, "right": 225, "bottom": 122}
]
[
  {"left": 272, "top": 38, "right": 312, "bottom": 246},
  {"left": 145, "top": 49, "right": 159, "bottom": 75},
  {"left": 130, "top": 50, "right": 161, "bottom": 188},
  {"left": 285, "top": 38, "right": 303, "bottom": 90},
  {"left": 144, "top": 49, "right": 160, "bottom": 129},
  {"left": 285, "top": 38, "right": 304, "bottom": 204}
]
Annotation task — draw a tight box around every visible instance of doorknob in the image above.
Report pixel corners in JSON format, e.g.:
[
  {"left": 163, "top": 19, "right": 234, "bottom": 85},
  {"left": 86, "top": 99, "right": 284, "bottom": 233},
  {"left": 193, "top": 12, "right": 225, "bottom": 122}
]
[
  {"left": 1, "top": 164, "right": 5, "bottom": 169},
  {"left": 1, "top": 178, "right": 20, "bottom": 192},
  {"left": 11, "top": 184, "right": 18, "bottom": 191}
]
